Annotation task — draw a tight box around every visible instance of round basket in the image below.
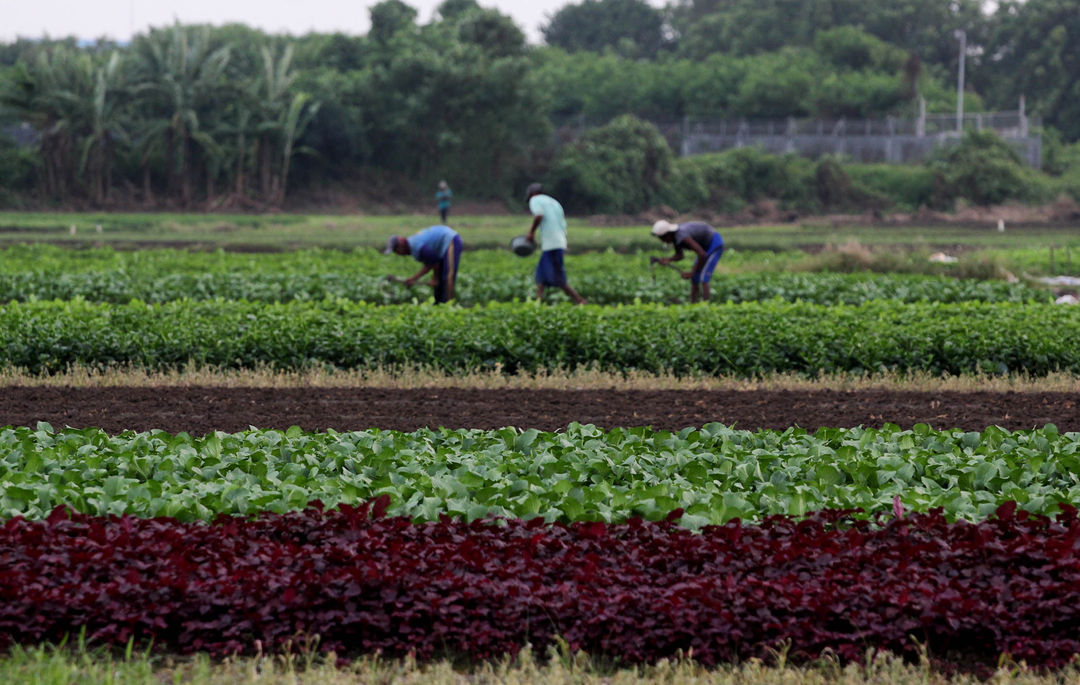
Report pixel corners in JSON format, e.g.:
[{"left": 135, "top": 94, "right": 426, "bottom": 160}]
[{"left": 510, "top": 235, "right": 536, "bottom": 257}]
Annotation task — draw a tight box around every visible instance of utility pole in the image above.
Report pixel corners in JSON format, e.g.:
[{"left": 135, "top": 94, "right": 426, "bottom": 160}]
[{"left": 955, "top": 29, "right": 966, "bottom": 134}]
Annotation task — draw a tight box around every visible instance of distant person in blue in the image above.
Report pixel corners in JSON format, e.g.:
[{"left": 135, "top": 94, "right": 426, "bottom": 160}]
[
  {"left": 650, "top": 219, "right": 724, "bottom": 302},
  {"left": 435, "top": 180, "right": 453, "bottom": 224},
  {"left": 525, "top": 183, "right": 587, "bottom": 305},
  {"left": 384, "top": 225, "right": 462, "bottom": 304}
]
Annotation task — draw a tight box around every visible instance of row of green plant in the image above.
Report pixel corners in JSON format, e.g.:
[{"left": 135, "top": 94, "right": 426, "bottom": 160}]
[
  {"left": 0, "top": 299, "right": 1077, "bottom": 376},
  {"left": 0, "top": 246, "right": 1048, "bottom": 305},
  {"left": 1, "top": 422, "right": 1074, "bottom": 525}
]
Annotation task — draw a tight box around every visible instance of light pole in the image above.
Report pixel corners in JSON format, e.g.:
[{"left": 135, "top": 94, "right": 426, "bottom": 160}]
[{"left": 955, "top": 29, "right": 966, "bottom": 134}]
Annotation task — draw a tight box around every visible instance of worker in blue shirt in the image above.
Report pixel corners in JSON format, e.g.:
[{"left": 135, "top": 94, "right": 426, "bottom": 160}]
[{"left": 384, "top": 225, "right": 463, "bottom": 304}]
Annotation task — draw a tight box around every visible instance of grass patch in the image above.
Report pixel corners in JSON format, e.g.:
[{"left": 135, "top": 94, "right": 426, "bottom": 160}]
[
  {"left": 0, "top": 643, "right": 1077, "bottom": 684},
  {"left": 1, "top": 211, "right": 1078, "bottom": 255},
  {"left": 1, "top": 363, "right": 1076, "bottom": 392}
]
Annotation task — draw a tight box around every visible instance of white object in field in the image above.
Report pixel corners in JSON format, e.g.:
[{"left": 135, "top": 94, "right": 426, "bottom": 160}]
[
  {"left": 997, "top": 219, "right": 1005, "bottom": 232},
  {"left": 95, "top": 224, "right": 102, "bottom": 233},
  {"left": 1037, "top": 276, "right": 1080, "bottom": 286},
  {"left": 69, "top": 224, "right": 76, "bottom": 235},
  {"left": 928, "top": 252, "right": 958, "bottom": 263},
  {"left": 1055, "top": 294, "right": 1079, "bottom": 305}
]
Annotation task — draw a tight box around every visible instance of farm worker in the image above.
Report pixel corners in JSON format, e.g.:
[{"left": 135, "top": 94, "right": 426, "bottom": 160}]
[
  {"left": 650, "top": 219, "right": 724, "bottom": 303},
  {"left": 525, "top": 182, "right": 587, "bottom": 305},
  {"left": 384, "top": 225, "right": 462, "bottom": 304},
  {"left": 435, "top": 180, "right": 453, "bottom": 224}
]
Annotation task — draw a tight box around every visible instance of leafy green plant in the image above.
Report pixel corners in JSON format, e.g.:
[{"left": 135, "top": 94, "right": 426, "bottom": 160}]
[{"left": 2, "top": 423, "right": 1077, "bottom": 525}]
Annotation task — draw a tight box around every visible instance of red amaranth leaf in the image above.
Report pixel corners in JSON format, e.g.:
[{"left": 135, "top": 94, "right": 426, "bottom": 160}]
[{"left": 0, "top": 502, "right": 1077, "bottom": 670}]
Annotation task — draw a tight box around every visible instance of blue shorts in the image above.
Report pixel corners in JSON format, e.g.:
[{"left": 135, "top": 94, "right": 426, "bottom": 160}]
[
  {"left": 692, "top": 234, "right": 724, "bottom": 284},
  {"left": 535, "top": 249, "right": 567, "bottom": 287},
  {"left": 435, "top": 234, "right": 462, "bottom": 303}
]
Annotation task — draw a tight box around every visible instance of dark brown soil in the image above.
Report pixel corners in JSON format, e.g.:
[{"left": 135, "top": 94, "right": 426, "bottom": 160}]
[{"left": 1, "top": 387, "right": 1077, "bottom": 434}]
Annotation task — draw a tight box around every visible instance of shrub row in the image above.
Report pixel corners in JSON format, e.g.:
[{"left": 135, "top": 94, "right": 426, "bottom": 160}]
[
  {"left": 556, "top": 119, "right": 1080, "bottom": 214},
  {"left": 3, "top": 502, "right": 1080, "bottom": 667},
  {"left": 0, "top": 270, "right": 1047, "bottom": 307},
  {"left": 0, "top": 245, "right": 1044, "bottom": 306},
  {"left": 2, "top": 423, "right": 1076, "bottom": 524},
  {"left": 0, "top": 299, "right": 1077, "bottom": 376}
]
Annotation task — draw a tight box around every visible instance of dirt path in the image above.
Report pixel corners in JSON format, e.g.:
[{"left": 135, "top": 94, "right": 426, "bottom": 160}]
[{"left": 2, "top": 387, "right": 1077, "bottom": 433}]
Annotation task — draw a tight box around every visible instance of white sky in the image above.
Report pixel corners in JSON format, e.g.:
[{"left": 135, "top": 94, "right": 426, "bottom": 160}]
[{"left": 0, "top": 0, "right": 572, "bottom": 45}]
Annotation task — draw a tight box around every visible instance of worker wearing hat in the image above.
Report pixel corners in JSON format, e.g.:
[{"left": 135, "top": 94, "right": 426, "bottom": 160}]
[
  {"left": 525, "top": 182, "right": 587, "bottom": 305},
  {"left": 384, "top": 224, "right": 463, "bottom": 304},
  {"left": 651, "top": 219, "right": 724, "bottom": 302}
]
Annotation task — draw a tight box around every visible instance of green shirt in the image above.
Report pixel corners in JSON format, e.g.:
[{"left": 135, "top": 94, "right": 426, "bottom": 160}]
[{"left": 528, "top": 194, "right": 568, "bottom": 252}]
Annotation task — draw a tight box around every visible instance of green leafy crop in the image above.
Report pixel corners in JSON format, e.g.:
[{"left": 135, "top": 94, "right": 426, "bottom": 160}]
[
  {"left": 2, "top": 423, "right": 1076, "bottom": 526},
  {"left": 0, "top": 299, "right": 1077, "bottom": 376}
]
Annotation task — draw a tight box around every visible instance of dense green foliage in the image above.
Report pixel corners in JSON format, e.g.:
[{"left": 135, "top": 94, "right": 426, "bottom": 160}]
[
  {"left": 554, "top": 127, "right": 1077, "bottom": 213},
  {"left": 2, "top": 423, "right": 1075, "bottom": 525},
  {"left": 2, "top": 0, "right": 1079, "bottom": 210},
  {"left": 0, "top": 246, "right": 1050, "bottom": 306},
  {"left": 0, "top": 299, "right": 1077, "bottom": 376}
]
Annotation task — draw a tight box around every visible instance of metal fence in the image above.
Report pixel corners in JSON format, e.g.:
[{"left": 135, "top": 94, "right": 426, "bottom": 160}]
[
  {"left": 679, "top": 109, "right": 1042, "bottom": 167},
  {"left": 552, "top": 106, "right": 1043, "bottom": 168}
]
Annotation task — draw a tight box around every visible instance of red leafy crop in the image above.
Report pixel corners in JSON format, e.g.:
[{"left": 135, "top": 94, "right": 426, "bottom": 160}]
[{"left": 2, "top": 503, "right": 1080, "bottom": 668}]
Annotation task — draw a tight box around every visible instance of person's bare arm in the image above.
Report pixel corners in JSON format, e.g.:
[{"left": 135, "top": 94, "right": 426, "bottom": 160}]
[
  {"left": 527, "top": 214, "right": 542, "bottom": 243},
  {"left": 404, "top": 263, "right": 434, "bottom": 286},
  {"left": 660, "top": 246, "right": 685, "bottom": 266}
]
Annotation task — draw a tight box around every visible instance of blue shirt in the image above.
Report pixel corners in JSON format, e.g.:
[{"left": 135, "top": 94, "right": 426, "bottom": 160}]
[{"left": 408, "top": 225, "right": 457, "bottom": 264}]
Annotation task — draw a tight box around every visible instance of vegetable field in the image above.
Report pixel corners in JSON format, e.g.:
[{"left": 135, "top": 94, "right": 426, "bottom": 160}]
[
  {"left": 0, "top": 245, "right": 1050, "bottom": 306},
  {"left": 1, "top": 234, "right": 1078, "bottom": 676}
]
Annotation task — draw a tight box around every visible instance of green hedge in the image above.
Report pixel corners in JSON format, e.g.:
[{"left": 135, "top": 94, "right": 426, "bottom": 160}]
[{"left": 1, "top": 299, "right": 1077, "bottom": 376}]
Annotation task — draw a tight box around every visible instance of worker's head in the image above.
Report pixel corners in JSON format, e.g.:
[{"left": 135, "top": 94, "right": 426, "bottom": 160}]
[
  {"left": 651, "top": 220, "right": 678, "bottom": 244},
  {"left": 438, "top": 180, "right": 448, "bottom": 190},
  {"left": 384, "top": 235, "right": 410, "bottom": 256},
  {"left": 525, "top": 182, "right": 543, "bottom": 203}
]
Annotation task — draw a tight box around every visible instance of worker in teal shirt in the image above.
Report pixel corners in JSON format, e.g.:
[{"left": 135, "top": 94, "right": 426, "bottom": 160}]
[
  {"left": 525, "top": 183, "right": 586, "bottom": 304},
  {"left": 435, "top": 181, "right": 452, "bottom": 223},
  {"left": 384, "top": 225, "right": 462, "bottom": 304}
]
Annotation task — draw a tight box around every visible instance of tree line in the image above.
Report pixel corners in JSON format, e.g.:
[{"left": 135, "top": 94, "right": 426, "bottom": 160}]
[{"left": 0, "top": 0, "right": 1077, "bottom": 210}]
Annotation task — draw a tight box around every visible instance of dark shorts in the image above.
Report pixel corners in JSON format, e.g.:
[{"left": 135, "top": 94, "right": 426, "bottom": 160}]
[
  {"left": 435, "top": 234, "right": 463, "bottom": 303},
  {"left": 692, "top": 233, "right": 724, "bottom": 284},
  {"left": 535, "top": 249, "right": 567, "bottom": 287}
]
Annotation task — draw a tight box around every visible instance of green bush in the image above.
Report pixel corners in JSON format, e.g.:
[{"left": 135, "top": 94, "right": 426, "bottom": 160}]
[
  {"left": 0, "top": 136, "right": 38, "bottom": 207},
  {"left": 672, "top": 147, "right": 818, "bottom": 212},
  {"left": 549, "top": 114, "right": 676, "bottom": 214},
  {"left": 931, "top": 130, "right": 1043, "bottom": 206},
  {"left": 844, "top": 163, "right": 948, "bottom": 211}
]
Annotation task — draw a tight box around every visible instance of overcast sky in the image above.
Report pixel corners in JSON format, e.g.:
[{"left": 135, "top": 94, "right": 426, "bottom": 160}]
[{"left": 0, "top": 0, "right": 572, "bottom": 45}]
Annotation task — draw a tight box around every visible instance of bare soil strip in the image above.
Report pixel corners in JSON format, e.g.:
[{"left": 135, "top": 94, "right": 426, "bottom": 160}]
[{"left": 2, "top": 387, "right": 1077, "bottom": 433}]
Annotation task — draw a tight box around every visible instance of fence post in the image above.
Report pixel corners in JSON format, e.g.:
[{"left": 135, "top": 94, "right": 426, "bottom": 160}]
[
  {"left": 917, "top": 97, "right": 926, "bottom": 137},
  {"left": 681, "top": 115, "right": 690, "bottom": 157},
  {"left": 1020, "top": 95, "right": 1028, "bottom": 137}
]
